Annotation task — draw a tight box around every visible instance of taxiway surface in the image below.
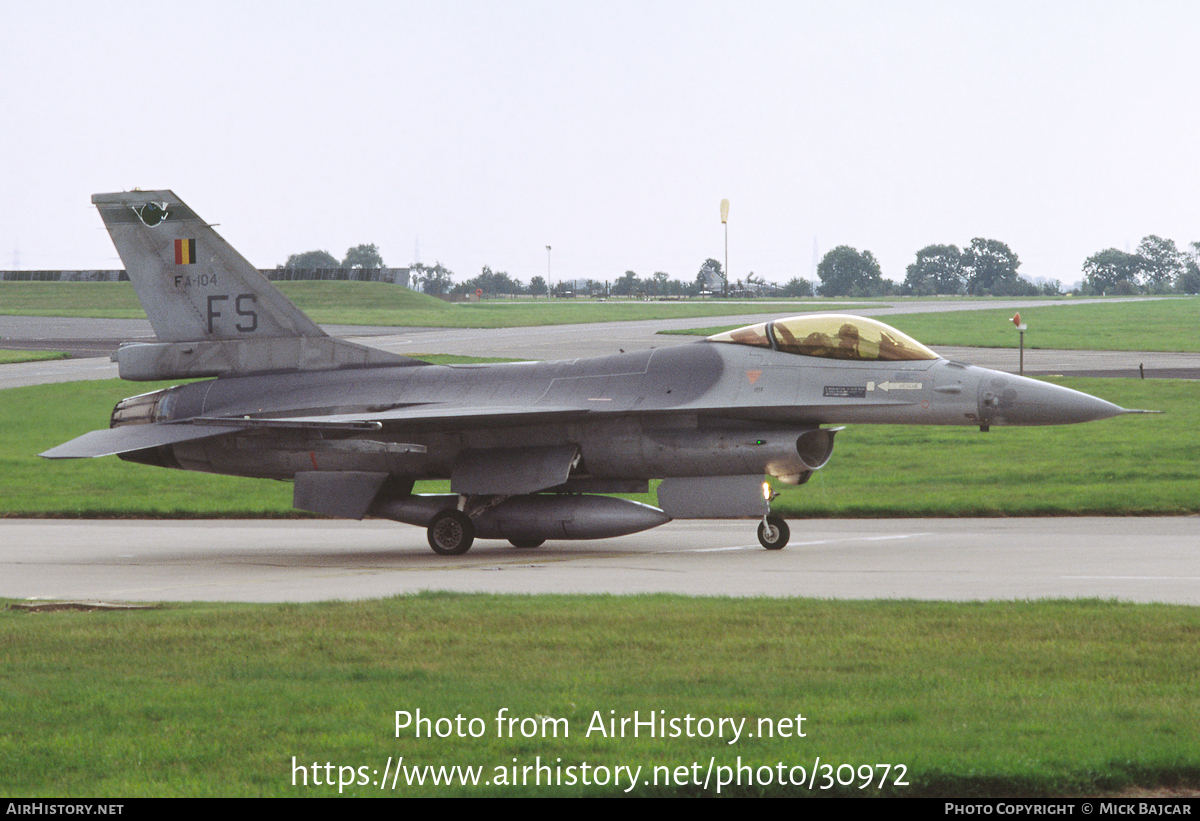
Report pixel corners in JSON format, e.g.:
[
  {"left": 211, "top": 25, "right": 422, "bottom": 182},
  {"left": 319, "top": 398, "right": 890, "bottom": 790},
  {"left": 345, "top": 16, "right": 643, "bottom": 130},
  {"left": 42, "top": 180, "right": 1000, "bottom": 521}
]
[{"left": 3, "top": 518, "right": 1197, "bottom": 605}]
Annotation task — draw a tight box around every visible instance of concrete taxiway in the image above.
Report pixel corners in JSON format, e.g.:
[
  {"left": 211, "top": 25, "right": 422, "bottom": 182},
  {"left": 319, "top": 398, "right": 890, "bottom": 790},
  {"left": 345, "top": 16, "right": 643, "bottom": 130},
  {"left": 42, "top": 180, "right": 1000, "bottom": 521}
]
[{"left": 3, "top": 518, "right": 1196, "bottom": 605}]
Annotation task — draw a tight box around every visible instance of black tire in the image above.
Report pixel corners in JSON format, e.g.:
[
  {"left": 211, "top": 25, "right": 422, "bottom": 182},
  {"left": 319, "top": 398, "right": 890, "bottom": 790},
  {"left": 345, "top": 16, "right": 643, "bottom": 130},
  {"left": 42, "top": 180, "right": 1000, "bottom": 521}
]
[
  {"left": 508, "top": 539, "right": 545, "bottom": 549},
  {"left": 757, "top": 515, "right": 790, "bottom": 550},
  {"left": 427, "top": 510, "right": 475, "bottom": 555}
]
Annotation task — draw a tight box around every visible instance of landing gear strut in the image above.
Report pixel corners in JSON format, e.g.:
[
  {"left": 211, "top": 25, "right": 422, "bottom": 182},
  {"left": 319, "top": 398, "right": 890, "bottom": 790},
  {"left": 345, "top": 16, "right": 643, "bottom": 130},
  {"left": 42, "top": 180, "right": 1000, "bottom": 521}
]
[{"left": 427, "top": 509, "right": 474, "bottom": 555}]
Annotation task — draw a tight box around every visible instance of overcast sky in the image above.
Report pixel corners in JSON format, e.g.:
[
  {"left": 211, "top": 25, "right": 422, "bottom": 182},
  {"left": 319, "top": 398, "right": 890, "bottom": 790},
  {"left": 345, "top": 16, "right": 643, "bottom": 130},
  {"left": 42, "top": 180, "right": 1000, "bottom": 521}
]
[{"left": 3, "top": 1, "right": 1197, "bottom": 288}]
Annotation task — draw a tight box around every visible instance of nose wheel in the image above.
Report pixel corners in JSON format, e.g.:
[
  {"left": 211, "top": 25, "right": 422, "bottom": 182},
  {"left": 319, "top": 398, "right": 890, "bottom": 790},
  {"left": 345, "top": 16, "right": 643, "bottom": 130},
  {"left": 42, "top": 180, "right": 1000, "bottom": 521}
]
[{"left": 757, "top": 514, "right": 790, "bottom": 550}]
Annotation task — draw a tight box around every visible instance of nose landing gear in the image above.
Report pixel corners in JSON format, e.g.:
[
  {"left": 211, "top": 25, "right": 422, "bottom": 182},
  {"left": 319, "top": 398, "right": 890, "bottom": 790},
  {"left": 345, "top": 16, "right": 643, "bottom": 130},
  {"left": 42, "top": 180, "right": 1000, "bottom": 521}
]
[
  {"left": 757, "top": 515, "right": 790, "bottom": 550},
  {"left": 756, "top": 483, "right": 789, "bottom": 549}
]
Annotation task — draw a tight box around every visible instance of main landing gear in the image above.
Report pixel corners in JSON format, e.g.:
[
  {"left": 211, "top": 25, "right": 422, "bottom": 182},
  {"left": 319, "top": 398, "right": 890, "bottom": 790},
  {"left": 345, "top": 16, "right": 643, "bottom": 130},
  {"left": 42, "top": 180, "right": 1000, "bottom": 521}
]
[
  {"left": 424, "top": 498, "right": 546, "bottom": 554},
  {"left": 426, "top": 509, "right": 474, "bottom": 555}
]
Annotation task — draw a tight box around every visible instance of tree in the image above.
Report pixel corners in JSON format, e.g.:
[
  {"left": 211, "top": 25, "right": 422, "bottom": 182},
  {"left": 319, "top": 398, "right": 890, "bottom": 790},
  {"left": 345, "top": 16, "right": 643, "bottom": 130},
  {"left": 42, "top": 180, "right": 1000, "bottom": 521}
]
[
  {"left": 780, "top": 277, "right": 814, "bottom": 297},
  {"left": 454, "top": 265, "right": 523, "bottom": 296},
  {"left": 1136, "top": 235, "right": 1184, "bottom": 293},
  {"left": 904, "top": 245, "right": 963, "bottom": 296},
  {"left": 612, "top": 270, "right": 640, "bottom": 297},
  {"left": 411, "top": 262, "right": 454, "bottom": 295},
  {"left": 650, "top": 271, "right": 670, "bottom": 296},
  {"left": 283, "top": 250, "right": 339, "bottom": 269},
  {"left": 528, "top": 275, "right": 547, "bottom": 297},
  {"left": 1177, "top": 260, "right": 1200, "bottom": 294},
  {"left": 1082, "top": 249, "right": 1146, "bottom": 294},
  {"left": 342, "top": 243, "right": 384, "bottom": 270},
  {"left": 817, "top": 246, "right": 884, "bottom": 297},
  {"left": 963, "top": 238, "right": 1021, "bottom": 296}
]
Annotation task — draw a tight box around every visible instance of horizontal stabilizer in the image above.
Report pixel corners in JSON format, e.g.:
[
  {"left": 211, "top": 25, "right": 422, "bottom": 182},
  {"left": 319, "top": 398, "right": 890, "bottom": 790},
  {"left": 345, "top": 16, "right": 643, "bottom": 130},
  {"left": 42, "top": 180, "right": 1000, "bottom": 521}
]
[{"left": 39, "top": 423, "right": 243, "bottom": 459}]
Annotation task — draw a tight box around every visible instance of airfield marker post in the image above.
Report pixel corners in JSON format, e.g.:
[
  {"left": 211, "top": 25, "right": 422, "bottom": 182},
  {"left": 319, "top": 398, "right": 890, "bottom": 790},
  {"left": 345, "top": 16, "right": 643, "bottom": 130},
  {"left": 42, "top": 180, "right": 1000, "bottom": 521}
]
[{"left": 1011, "top": 313, "right": 1027, "bottom": 374}]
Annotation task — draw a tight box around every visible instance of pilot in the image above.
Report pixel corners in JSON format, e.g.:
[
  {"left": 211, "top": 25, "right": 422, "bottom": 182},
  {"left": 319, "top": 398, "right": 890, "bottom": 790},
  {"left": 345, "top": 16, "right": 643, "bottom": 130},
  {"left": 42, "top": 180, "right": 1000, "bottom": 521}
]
[{"left": 834, "top": 323, "right": 861, "bottom": 359}]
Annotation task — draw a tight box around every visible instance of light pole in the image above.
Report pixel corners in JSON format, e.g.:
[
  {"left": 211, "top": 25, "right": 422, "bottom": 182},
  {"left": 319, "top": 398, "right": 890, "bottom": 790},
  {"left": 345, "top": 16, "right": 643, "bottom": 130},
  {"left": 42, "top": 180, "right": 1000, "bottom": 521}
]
[
  {"left": 546, "top": 245, "right": 551, "bottom": 299},
  {"left": 720, "top": 199, "right": 729, "bottom": 297}
]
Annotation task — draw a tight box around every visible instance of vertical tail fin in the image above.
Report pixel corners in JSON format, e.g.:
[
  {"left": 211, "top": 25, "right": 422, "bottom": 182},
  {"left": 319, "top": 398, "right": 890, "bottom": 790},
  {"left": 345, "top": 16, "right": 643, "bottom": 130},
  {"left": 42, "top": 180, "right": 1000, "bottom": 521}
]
[
  {"left": 94, "top": 190, "right": 411, "bottom": 380},
  {"left": 93, "top": 190, "right": 325, "bottom": 342}
]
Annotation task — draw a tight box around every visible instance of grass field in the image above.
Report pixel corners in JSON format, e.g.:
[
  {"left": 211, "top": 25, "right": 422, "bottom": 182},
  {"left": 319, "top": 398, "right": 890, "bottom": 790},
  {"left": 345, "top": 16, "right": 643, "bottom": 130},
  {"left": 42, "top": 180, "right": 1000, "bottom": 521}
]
[
  {"left": 880, "top": 299, "right": 1199, "bottom": 351},
  {"left": 0, "top": 281, "right": 864, "bottom": 328},
  {"left": 0, "top": 349, "right": 67, "bottom": 364},
  {"left": 2, "top": 594, "right": 1197, "bottom": 797},
  {"left": 4, "top": 375, "right": 1195, "bottom": 518},
  {"left": 664, "top": 297, "right": 1200, "bottom": 352}
]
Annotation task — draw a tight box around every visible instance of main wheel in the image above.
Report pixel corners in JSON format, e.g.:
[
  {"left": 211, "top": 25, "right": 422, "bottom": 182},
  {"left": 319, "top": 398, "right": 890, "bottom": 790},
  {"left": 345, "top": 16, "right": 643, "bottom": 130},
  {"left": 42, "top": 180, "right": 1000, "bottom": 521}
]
[
  {"left": 427, "top": 510, "right": 475, "bottom": 555},
  {"left": 508, "top": 539, "right": 545, "bottom": 549},
  {"left": 757, "top": 515, "right": 790, "bottom": 550}
]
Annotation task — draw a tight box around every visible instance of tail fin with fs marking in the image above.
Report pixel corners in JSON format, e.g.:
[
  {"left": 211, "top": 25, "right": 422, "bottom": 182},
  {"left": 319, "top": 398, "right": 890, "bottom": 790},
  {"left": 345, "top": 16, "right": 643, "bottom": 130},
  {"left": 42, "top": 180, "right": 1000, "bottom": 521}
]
[{"left": 93, "top": 190, "right": 410, "bottom": 380}]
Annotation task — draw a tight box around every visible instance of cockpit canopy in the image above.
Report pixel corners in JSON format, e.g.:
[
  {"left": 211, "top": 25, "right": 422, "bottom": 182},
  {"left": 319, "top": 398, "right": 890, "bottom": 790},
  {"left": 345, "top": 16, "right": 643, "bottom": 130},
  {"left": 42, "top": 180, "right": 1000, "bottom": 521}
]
[{"left": 707, "top": 314, "right": 938, "bottom": 362}]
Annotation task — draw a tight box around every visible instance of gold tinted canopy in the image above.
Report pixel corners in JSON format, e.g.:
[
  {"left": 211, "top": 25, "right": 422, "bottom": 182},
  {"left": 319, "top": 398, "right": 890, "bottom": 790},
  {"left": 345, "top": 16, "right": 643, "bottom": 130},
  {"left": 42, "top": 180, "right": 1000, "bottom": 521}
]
[{"left": 708, "top": 314, "right": 938, "bottom": 362}]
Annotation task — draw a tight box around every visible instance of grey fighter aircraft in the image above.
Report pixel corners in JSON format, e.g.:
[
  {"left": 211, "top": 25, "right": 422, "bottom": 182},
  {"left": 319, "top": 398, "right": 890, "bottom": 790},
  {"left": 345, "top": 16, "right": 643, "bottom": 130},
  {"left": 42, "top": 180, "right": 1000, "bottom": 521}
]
[{"left": 42, "top": 190, "right": 1142, "bottom": 554}]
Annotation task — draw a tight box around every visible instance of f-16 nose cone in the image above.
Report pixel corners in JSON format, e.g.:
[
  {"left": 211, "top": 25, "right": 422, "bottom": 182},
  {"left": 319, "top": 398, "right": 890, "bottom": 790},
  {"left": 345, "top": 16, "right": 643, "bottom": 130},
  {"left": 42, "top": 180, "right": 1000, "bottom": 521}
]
[{"left": 979, "top": 372, "right": 1131, "bottom": 426}]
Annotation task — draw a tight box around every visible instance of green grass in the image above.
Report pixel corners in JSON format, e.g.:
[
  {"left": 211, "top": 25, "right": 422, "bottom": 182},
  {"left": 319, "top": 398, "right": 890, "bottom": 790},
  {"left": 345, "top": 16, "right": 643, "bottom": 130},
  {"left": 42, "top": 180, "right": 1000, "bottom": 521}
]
[
  {"left": 0, "top": 349, "right": 68, "bottom": 364},
  {"left": 0, "top": 281, "right": 864, "bottom": 328},
  {"left": 0, "top": 280, "right": 454, "bottom": 323},
  {"left": 771, "top": 377, "right": 1198, "bottom": 518},
  {"left": 1, "top": 594, "right": 1196, "bottom": 797},
  {"left": 5, "top": 376, "right": 1195, "bottom": 518},
  {"left": 0, "top": 281, "right": 148, "bottom": 318},
  {"left": 665, "top": 297, "right": 1200, "bottom": 352},
  {"left": 881, "top": 298, "right": 1200, "bottom": 352}
]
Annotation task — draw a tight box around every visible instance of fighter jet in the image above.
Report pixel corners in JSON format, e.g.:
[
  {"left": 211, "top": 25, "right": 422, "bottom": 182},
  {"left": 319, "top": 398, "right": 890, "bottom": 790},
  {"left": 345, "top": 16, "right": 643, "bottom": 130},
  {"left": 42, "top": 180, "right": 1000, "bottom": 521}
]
[{"left": 42, "top": 190, "right": 1142, "bottom": 554}]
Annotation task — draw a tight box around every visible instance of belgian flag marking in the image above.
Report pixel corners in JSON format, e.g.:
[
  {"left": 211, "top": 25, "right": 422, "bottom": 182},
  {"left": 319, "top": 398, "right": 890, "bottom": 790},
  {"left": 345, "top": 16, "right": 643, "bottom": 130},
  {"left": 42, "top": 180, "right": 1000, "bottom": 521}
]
[{"left": 174, "top": 238, "right": 197, "bottom": 265}]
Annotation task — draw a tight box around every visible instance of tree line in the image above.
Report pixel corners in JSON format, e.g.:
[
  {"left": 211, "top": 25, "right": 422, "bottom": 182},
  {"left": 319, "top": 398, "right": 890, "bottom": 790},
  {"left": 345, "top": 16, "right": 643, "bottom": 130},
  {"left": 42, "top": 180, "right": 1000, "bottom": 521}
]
[
  {"left": 833, "top": 235, "right": 1200, "bottom": 297},
  {"left": 284, "top": 234, "right": 1200, "bottom": 298},
  {"left": 1081, "top": 237, "right": 1200, "bottom": 295},
  {"left": 282, "top": 245, "right": 385, "bottom": 271},
  {"left": 898, "top": 239, "right": 1040, "bottom": 297},
  {"left": 408, "top": 258, "right": 782, "bottom": 299}
]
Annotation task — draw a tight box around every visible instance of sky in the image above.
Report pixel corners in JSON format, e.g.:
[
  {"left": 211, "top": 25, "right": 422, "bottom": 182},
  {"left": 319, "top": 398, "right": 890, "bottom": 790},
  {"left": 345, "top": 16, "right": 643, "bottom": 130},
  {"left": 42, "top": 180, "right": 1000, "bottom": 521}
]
[{"left": 2, "top": 1, "right": 1198, "bottom": 289}]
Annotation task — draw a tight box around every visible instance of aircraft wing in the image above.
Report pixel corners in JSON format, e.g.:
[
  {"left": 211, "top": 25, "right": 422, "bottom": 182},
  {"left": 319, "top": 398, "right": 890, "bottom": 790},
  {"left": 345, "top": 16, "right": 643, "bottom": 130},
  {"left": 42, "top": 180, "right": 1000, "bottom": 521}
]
[
  {"left": 194, "top": 403, "right": 594, "bottom": 429},
  {"left": 42, "top": 405, "right": 595, "bottom": 460},
  {"left": 39, "top": 423, "right": 249, "bottom": 459}
]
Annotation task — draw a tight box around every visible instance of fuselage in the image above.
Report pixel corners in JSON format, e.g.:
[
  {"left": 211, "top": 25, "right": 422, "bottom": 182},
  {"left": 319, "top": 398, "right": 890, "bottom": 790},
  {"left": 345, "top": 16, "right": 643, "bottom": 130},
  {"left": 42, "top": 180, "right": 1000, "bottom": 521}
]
[{"left": 113, "top": 336, "right": 1126, "bottom": 487}]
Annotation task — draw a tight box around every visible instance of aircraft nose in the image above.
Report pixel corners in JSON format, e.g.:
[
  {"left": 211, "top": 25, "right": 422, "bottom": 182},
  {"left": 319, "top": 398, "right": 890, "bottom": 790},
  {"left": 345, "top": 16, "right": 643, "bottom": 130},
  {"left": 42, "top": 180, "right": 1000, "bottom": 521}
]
[{"left": 977, "top": 371, "right": 1129, "bottom": 426}]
